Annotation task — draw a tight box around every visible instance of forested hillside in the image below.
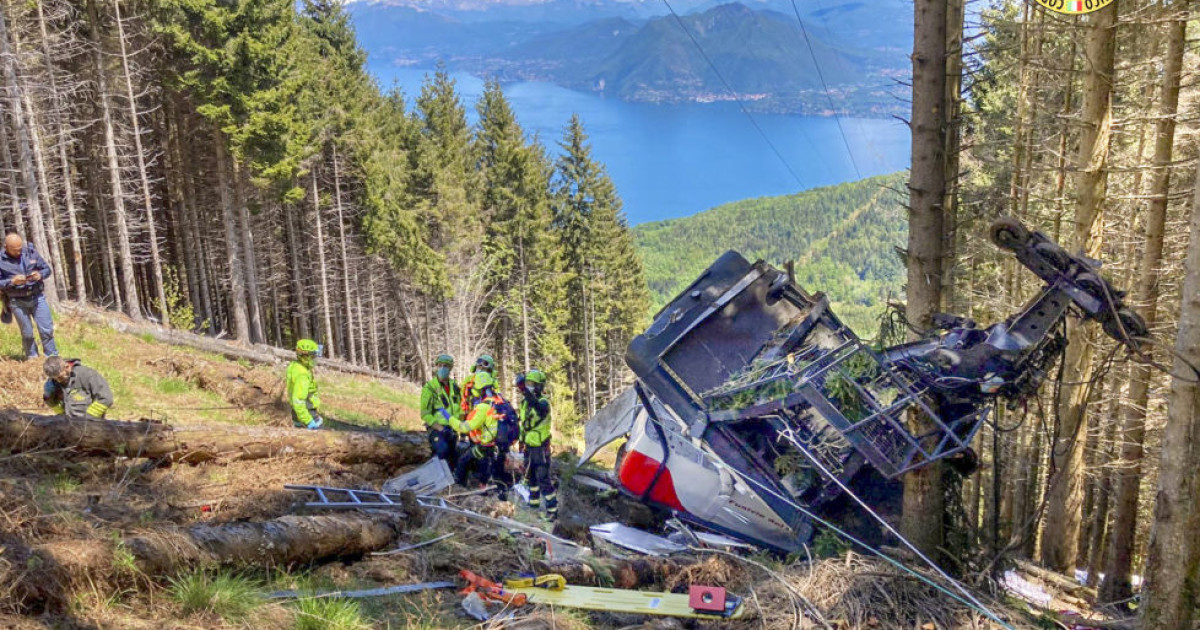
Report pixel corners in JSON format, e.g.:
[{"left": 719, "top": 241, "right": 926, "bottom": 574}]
[
  {"left": 0, "top": 0, "right": 647, "bottom": 423},
  {"left": 635, "top": 173, "right": 905, "bottom": 332}
]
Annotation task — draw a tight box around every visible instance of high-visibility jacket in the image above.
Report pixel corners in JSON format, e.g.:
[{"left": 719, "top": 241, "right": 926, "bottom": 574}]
[
  {"left": 420, "top": 377, "right": 462, "bottom": 428},
  {"left": 286, "top": 360, "right": 321, "bottom": 423},
  {"left": 518, "top": 393, "right": 551, "bottom": 448},
  {"left": 43, "top": 360, "right": 113, "bottom": 418},
  {"left": 459, "top": 394, "right": 505, "bottom": 446}
]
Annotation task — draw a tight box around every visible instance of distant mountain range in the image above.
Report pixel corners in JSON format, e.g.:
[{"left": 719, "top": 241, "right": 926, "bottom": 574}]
[{"left": 348, "top": 0, "right": 910, "bottom": 116}]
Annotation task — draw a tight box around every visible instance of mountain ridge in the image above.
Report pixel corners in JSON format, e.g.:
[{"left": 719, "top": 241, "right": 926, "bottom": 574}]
[{"left": 348, "top": 0, "right": 910, "bottom": 116}]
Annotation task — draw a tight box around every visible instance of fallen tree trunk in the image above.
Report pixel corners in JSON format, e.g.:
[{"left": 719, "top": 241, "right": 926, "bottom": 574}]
[
  {"left": 0, "top": 411, "right": 428, "bottom": 468},
  {"left": 64, "top": 303, "right": 409, "bottom": 383},
  {"left": 13, "top": 509, "right": 420, "bottom": 611}
]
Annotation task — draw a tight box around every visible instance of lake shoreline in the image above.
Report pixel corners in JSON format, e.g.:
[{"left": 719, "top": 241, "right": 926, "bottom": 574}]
[{"left": 371, "top": 65, "right": 912, "bottom": 224}]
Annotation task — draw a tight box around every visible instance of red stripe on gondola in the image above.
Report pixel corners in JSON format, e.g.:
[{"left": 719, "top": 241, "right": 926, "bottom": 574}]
[{"left": 618, "top": 449, "right": 685, "bottom": 511}]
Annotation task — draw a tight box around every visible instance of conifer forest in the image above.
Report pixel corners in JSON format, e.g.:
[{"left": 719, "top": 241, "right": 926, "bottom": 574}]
[
  {"left": 0, "top": 0, "right": 647, "bottom": 423},
  {"left": 3, "top": 0, "right": 1200, "bottom": 628}
]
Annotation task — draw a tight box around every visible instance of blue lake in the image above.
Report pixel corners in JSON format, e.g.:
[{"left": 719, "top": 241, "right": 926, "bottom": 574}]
[{"left": 370, "top": 64, "right": 911, "bottom": 225}]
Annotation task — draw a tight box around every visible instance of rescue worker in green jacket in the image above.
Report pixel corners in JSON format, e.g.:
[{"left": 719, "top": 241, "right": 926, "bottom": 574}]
[
  {"left": 453, "top": 371, "right": 505, "bottom": 487},
  {"left": 42, "top": 356, "right": 113, "bottom": 419},
  {"left": 286, "top": 339, "right": 324, "bottom": 429},
  {"left": 420, "top": 354, "right": 462, "bottom": 467},
  {"left": 517, "top": 369, "right": 556, "bottom": 518},
  {"left": 459, "top": 353, "right": 496, "bottom": 416}
]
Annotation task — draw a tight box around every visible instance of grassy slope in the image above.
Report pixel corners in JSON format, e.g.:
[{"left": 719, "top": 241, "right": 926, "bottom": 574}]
[
  {"left": 634, "top": 172, "right": 907, "bottom": 335},
  {"left": 0, "top": 312, "right": 420, "bottom": 430}
]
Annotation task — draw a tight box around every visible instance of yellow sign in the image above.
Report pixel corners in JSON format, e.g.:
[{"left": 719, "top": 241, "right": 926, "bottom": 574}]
[{"left": 1035, "top": 0, "right": 1114, "bottom": 14}]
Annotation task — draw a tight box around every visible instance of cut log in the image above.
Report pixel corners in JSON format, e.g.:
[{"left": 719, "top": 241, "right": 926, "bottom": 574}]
[
  {"left": 14, "top": 509, "right": 420, "bottom": 611},
  {"left": 0, "top": 411, "right": 428, "bottom": 468}
]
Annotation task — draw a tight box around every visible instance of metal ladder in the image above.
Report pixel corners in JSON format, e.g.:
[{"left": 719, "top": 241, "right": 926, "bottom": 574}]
[{"left": 285, "top": 485, "right": 412, "bottom": 510}]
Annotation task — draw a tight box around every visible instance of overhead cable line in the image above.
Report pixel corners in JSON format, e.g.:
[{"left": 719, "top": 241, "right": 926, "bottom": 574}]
[
  {"left": 789, "top": 0, "right": 861, "bottom": 179},
  {"left": 660, "top": 0, "right": 808, "bottom": 191},
  {"left": 803, "top": 0, "right": 888, "bottom": 166}
]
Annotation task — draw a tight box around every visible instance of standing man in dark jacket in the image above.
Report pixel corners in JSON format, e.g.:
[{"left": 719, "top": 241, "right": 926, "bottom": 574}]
[{"left": 0, "top": 233, "right": 56, "bottom": 359}]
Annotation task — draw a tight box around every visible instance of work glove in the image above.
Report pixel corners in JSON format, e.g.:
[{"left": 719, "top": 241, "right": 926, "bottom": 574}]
[{"left": 306, "top": 416, "right": 324, "bottom": 430}]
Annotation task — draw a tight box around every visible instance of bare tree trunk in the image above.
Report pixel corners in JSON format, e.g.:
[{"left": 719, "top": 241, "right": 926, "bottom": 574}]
[
  {"left": 19, "top": 510, "right": 420, "bottom": 610},
  {"left": 284, "top": 201, "right": 309, "bottom": 339},
  {"left": 332, "top": 148, "right": 358, "bottom": 364},
  {"left": 232, "top": 165, "right": 263, "bottom": 343},
  {"left": 88, "top": 0, "right": 140, "bottom": 317},
  {"left": 111, "top": 0, "right": 166, "bottom": 323},
  {"left": 0, "top": 111, "right": 27, "bottom": 235},
  {"left": 213, "top": 134, "right": 249, "bottom": 342},
  {"left": 1140, "top": 159, "right": 1200, "bottom": 630},
  {"left": 35, "top": 0, "right": 85, "bottom": 301},
  {"left": 368, "top": 266, "right": 380, "bottom": 370},
  {"left": 1041, "top": 4, "right": 1115, "bottom": 574},
  {"left": 1099, "top": 6, "right": 1184, "bottom": 604},
  {"left": 0, "top": 4, "right": 58, "bottom": 304},
  {"left": 901, "top": 0, "right": 950, "bottom": 559},
  {"left": 0, "top": 411, "right": 429, "bottom": 467},
  {"left": 311, "top": 169, "right": 335, "bottom": 355}
]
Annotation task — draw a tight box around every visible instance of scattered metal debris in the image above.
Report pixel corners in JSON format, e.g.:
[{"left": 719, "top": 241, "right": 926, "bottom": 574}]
[
  {"left": 381, "top": 458, "right": 454, "bottom": 496},
  {"left": 589, "top": 522, "right": 685, "bottom": 556}
]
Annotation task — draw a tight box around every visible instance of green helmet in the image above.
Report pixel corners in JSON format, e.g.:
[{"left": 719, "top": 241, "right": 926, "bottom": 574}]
[
  {"left": 474, "top": 354, "right": 496, "bottom": 373},
  {"left": 525, "top": 369, "right": 548, "bottom": 385},
  {"left": 472, "top": 371, "right": 496, "bottom": 394},
  {"left": 296, "top": 339, "right": 319, "bottom": 354},
  {"left": 435, "top": 354, "right": 454, "bottom": 367}
]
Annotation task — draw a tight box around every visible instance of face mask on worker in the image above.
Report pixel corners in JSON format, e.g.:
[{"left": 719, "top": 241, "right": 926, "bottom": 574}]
[{"left": 436, "top": 365, "right": 451, "bottom": 380}]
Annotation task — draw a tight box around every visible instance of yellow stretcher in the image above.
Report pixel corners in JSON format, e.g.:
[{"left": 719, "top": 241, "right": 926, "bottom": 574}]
[{"left": 502, "top": 582, "right": 746, "bottom": 620}]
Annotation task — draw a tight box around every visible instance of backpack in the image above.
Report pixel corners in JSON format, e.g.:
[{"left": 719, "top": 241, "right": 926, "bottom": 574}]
[{"left": 494, "top": 398, "right": 520, "bottom": 446}]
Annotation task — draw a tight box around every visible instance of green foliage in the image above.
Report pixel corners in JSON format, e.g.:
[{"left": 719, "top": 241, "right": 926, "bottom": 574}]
[
  {"left": 111, "top": 533, "right": 139, "bottom": 577},
  {"left": 292, "top": 597, "right": 370, "bottom": 630},
  {"left": 811, "top": 527, "right": 852, "bottom": 558},
  {"left": 168, "top": 570, "right": 263, "bottom": 621},
  {"left": 161, "top": 266, "right": 204, "bottom": 331},
  {"left": 552, "top": 115, "right": 650, "bottom": 419},
  {"left": 635, "top": 173, "right": 907, "bottom": 335}
]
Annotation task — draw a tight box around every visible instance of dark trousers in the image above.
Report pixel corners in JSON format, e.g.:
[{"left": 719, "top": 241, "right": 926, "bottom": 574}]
[
  {"left": 524, "top": 443, "right": 557, "bottom": 517},
  {"left": 455, "top": 443, "right": 496, "bottom": 487},
  {"left": 427, "top": 425, "right": 459, "bottom": 469},
  {"left": 491, "top": 440, "right": 515, "bottom": 497}
]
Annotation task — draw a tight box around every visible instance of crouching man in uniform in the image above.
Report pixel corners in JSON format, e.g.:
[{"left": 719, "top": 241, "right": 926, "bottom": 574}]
[{"left": 43, "top": 356, "right": 114, "bottom": 419}]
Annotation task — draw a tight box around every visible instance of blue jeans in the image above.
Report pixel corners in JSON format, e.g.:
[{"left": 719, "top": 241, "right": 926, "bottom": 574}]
[{"left": 9, "top": 294, "right": 56, "bottom": 358}]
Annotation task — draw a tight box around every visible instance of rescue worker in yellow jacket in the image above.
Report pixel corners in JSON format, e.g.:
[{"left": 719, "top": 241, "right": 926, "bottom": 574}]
[
  {"left": 42, "top": 356, "right": 113, "bottom": 419},
  {"left": 517, "top": 369, "right": 556, "bottom": 518},
  {"left": 453, "top": 371, "right": 505, "bottom": 487},
  {"left": 286, "top": 339, "right": 324, "bottom": 429},
  {"left": 420, "top": 354, "right": 462, "bottom": 467}
]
